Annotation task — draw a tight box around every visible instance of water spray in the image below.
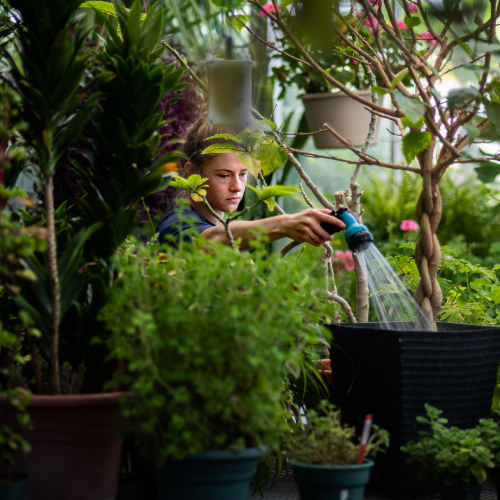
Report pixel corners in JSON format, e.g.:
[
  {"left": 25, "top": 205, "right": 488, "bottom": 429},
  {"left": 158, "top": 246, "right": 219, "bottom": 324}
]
[{"left": 321, "top": 208, "right": 374, "bottom": 252}]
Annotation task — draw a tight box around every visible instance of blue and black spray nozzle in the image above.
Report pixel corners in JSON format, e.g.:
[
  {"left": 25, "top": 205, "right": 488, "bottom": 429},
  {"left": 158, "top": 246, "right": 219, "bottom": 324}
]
[{"left": 320, "top": 207, "right": 374, "bottom": 252}]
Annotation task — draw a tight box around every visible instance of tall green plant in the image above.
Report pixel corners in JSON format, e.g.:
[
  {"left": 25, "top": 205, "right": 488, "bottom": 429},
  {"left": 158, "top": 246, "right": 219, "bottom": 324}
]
[
  {"left": 2, "top": 0, "right": 107, "bottom": 393},
  {"left": 78, "top": 0, "right": 187, "bottom": 262}
]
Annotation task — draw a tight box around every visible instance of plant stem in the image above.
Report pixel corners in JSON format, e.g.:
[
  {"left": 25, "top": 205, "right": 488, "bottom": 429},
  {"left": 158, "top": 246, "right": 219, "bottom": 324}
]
[
  {"left": 44, "top": 171, "right": 61, "bottom": 394},
  {"left": 202, "top": 196, "right": 239, "bottom": 251},
  {"left": 142, "top": 197, "right": 155, "bottom": 233}
]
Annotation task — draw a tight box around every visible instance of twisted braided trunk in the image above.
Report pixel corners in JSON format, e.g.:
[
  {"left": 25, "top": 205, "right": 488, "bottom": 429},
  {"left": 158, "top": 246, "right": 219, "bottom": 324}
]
[{"left": 414, "top": 151, "right": 442, "bottom": 331}]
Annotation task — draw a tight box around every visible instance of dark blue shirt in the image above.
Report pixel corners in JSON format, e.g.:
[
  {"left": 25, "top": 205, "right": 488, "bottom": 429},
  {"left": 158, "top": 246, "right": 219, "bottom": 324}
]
[{"left": 156, "top": 207, "right": 216, "bottom": 246}]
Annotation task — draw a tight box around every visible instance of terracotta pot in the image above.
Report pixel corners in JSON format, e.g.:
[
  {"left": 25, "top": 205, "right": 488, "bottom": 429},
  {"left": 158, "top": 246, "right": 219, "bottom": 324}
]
[
  {"left": 300, "top": 90, "right": 380, "bottom": 149},
  {"left": 3, "top": 393, "right": 124, "bottom": 500}
]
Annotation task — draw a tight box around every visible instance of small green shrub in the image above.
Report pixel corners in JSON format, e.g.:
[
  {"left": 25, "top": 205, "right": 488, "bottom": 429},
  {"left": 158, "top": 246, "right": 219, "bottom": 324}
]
[
  {"left": 292, "top": 401, "right": 389, "bottom": 466},
  {"left": 401, "top": 404, "right": 495, "bottom": 486},
  {"left": 100, "top": 233, "right": 331, "bottom": 465}
]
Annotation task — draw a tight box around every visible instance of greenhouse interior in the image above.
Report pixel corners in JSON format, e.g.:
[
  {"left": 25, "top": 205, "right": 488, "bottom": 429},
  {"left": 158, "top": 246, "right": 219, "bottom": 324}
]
[{"left": 1, "top": 0, "right": 500, "bottom": 499}]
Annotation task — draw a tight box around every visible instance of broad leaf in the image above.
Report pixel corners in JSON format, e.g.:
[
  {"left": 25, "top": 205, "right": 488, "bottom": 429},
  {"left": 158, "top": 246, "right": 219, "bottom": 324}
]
[
  {"left": 258, "top": 141, "right": 288, "bottom": 175},
  {"left": 237, "top": 150, "right": 261, "bottom": 177},
  {"left": 474, "top": 162, "right": 500, "bottom": 183},
  {"left": 485, "top": 101, "right": 500, "bottom": 134},
  {"left": 463, "top": 123, "right": 480, "bottom": 145},
  {"left": 402, "top": 130, "right": 431, "bottom": 164},
  {"left": 372, "top": 86, "right": 389, "bottom": 96},
  {"left": 204, "top": 133, "right": 242, "bottom": 144},
  {"left": 282, "top": 0, "right": 296, "bottom": 7},
  {"left": 211, "top": 0, "right": 244, "bottom": 10},
  {"left": 263, "top": 198, "right": 276, "bottom": 212},
  {"left": 228, "top": 14, "right": 248, "bottom": 32},
  {"left": 186, "top": 174, "right": 209, "bottom": 190},
  {"left": 260, "top": 185, "right": 300, "bottom": 200},
  {"left": 447, "top": 87, "right": 480, "bottom": 111},
  {"left": 170, "top": 176, "right": 190, "bottom": 190},
  {"left": 403, "top": 16, "right": 421, "bottom": 27},
  {"left": 246, "top": 185, "right": 262, "bottom": 198},
  {"left": 202, "top": 143, "right": 238, "bottom": 154},
  {"left": 80, "top": 1, "right": 117, "bottom": 16},
  {"left": 396, "top": 93, "right": 427, "bottom": 125}
]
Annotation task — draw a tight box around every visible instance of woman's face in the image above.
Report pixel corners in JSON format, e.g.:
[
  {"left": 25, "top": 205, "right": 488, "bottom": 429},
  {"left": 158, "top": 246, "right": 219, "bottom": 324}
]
[{"left": 199, "top": 152, "right": 248, "bottom": 214}]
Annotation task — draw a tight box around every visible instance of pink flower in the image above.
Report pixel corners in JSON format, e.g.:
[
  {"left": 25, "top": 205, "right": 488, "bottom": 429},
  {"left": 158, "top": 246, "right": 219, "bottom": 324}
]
[
  {"left": 419, "top": 32, "right": 435, "bottom": 42},
  {"left": 363, "top": 14, "right": 380, "bottom": 36},
  {"left": 409, "top": 3, "right": 418, "bottom": 12},
  {"left": 391, "top": 21, "right": 408, "bottom": 30},
  {"left": 343, "top": 251, "right": 355, "bottom": 271},
  {"left": 400, "top": 220, "right": 419, "bottom": 231},
  {"left": 258, "top": 3, "right": 280, "bottom": 17},
  {"left": 335, "top": 250, "right": 346, "bottom": 258}
]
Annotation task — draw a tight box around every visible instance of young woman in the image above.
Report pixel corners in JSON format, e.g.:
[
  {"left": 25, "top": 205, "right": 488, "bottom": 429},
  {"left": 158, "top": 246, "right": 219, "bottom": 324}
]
[{"left": 156, "top": 117, "right": 345, "bottom": 251}]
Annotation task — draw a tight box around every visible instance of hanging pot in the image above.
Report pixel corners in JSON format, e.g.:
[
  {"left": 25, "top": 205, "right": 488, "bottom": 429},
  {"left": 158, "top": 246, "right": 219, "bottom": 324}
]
[
  {"left": 300, "top": 90, "right": 379, "bottom": 149},
  {"left": 291, "top": 458, "right": 374, "bottom": 500},
  {"left": 1, "top": 393, "right": 124, "bottom": 500},
  {"left": 155, "top": 448, "right": 266, "bottom": 500},
  {"left": 0, "top": 473, "right": 29, "bottom": 500},
  {"left": 327, "top": 322, "right": 500, "bottom": 499}
]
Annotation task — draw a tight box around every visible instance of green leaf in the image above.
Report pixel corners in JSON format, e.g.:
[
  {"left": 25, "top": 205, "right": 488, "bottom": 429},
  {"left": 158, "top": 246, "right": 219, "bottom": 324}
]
[
  {"left": 228, "top": 14, "right": 248, "bottom": 32},
  {"left": 204, "top": 134, "right": 242, "bottom": 144},
  {"left": 260, "top": 185, "right": 300, "bottom": 200},
  {"left": 169, "top": 176, "right": 190, "bottom": 190},
  {"left": 263, "top": 198, "right": 276, "bottom": 212},
  {"left": 186, "top": 174, "right": 209, "bottom": 190},
  {"left": 474, "top": 162, "right": 500, "bottom": 183},
  {"left": 447, "top": 87, "right": 480, "bottom": 111},
  {"left": 80, "top": 1, "right": 117, "bottom": 16},
  {"left": 402, "top": 130, "right": 432, "bottom": 164},
  {"left": 454, "top": 36, "right": 473, "bottom": 56},
  {"left": 211, "top": 0, "right": 244, "bottom": 10},
  {"left": 401, "top": 117, "right": 425, "bottom": 129},
  {"left": 263, "top": 117, "right": 277, "bottom": 130},
  {"left": 202, "top": 143, "right": 238, "bottom": 154},
  {"left": 373, "top": 86, "right": 390, "bottom": 96},
  {"left": 246, "top": 185, "right": 262, "bottom": 198},
  {"left": 237, "top": 150, "right": 261, "bottom": 177},
  {"left": 485, "top": 101, "right": 500, "bottom": 134},
  {"left": 258, "top": 142, "right": 288, "bottom": 175},
  {"left": 463, "top": 123, "right": 480, "bottom": 145},
  {"left": 396, "top": 93, "right": 427, "bottom": 125},
  {"left": 282, "top": 0, "right": 296, "bottom": 7},
  {"left": 391, "top": 72, "right": 407, "bottom": 89},
  {"left": 403, "top": 16, "right": 421, "bottom": 27}
]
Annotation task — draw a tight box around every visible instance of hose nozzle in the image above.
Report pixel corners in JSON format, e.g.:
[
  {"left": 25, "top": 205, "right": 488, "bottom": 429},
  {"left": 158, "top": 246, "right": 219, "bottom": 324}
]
[{"left": 320, "top": 208, "right": 374, "bottom": 252}]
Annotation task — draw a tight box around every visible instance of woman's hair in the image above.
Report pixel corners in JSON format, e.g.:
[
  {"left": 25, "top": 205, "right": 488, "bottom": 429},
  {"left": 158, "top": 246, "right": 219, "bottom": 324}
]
[{"left": 179, "top": 116, "right": 243, "bottom": 174}]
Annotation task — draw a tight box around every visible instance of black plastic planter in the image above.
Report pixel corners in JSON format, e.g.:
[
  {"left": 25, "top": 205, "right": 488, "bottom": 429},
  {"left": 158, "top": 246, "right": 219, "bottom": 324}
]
[
  {"left": 155, "top": 448, "right": 265, "bottom": 500},
  {"left": 327, "top": 322, "right": 500, "bottom": 499}
]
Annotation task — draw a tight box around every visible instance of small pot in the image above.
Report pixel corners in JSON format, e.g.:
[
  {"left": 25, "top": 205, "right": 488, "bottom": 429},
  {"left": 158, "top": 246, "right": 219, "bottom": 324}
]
[
  {"left": 0, "top": 473, "right": 29, "bottom": 500},
  {"left": 300, "top": 90, "right": 379, "bottom": 149},
  {"left": 155, "top": 448, "right": 266, "bottom": 500},
  {"left": 291, "top": 458, "right": 374, "bottom": 500},
  {"left": 438, "top": 479, "right": 482, "bottom": 500}
]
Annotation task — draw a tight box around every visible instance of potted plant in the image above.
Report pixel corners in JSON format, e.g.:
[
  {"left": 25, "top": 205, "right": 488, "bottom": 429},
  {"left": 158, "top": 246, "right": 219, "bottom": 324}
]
[
  {"left": 0, "top": 1, "right": 186, "bottom": 499},
  {"left": 401, "top": 404, "right": 495, "bottom": 500},
  {"left": 290, "top": 400, "right": 389, "bottom": 500},
  {"left": 100, "top": 226, "right": 331, "bottom": 499}
]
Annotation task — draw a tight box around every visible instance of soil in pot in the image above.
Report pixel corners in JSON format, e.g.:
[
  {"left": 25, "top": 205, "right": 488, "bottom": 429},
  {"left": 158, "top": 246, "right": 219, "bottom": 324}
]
[
  {"left": 300, "top": 90, "right": 380, "bottom": 149},
  {"left": 327, "top": 321, "right": 500, "bottom": 499},
  {"left": 155, "top": 448, "right": 266, "bottom": 500},
  {"left": 0, "top": 473, "right": 29, "bottom": 500},
  {"left": 291, "top": 459, "right": 374, "bottom": 500}
]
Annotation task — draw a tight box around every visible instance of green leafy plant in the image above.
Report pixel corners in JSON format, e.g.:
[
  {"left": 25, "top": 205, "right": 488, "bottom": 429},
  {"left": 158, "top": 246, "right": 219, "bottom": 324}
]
[
  {"left": 401, "top": 404, "right": 495, "bottom": 486},
  {"left": 100, "top": 230, "right": 331, "bottom": 465},
  {"left": 292, "top": 400, "right": 389, "bottom": 465}
]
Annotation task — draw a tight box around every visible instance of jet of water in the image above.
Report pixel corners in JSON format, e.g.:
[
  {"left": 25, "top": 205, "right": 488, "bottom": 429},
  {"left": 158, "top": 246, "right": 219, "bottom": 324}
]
[{"left": 356, "top": 242, "right": 433, "bottom": 332}]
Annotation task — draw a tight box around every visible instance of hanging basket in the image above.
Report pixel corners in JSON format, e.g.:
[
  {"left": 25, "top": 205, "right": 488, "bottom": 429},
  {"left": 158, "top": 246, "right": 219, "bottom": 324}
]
[{"left": 300, "top": 90, "right": 380, "bottom": 149}]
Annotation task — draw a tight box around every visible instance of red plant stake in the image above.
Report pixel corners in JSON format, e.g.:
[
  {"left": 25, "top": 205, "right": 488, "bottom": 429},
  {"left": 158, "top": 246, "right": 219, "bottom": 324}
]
[{"left": 356, "top": 414, "right": 373, "bottom": 464}]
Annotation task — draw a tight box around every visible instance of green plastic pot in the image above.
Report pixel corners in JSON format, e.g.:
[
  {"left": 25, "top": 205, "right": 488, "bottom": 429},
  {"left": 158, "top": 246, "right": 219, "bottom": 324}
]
[
  {"left": 438, "top": 479, "right": 482, "bottom": 500},
  {"left": 155, "top": 448, "right": 266, "bottom": 500},
  {"left": 291, "top": 459, "right": 374, "bottom": 500},
  {"left": 0, "top": 474, "right": 29, "bottom": 500}
]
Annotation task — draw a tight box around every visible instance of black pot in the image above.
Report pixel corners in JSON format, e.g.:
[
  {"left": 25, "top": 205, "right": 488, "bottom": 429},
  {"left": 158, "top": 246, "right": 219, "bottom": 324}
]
[
  {"left": 155, "top": 448, "right": 266, "bottom": 500},
  {"left": 327, "top": 322, "right": 500, "bottom": 499},
  {"left": 0, "top": 473, "right": 29, "bottom": 500}
]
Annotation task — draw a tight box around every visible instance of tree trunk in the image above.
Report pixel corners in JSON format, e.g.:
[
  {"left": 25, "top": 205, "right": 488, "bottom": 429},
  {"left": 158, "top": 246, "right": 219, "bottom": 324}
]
[{"left": 414, "top": 157, "right": 442, "bottom": 331}]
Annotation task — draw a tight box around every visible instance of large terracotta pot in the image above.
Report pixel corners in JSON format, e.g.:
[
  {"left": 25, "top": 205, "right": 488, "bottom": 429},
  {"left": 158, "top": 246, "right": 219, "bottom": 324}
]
[
  {"left": 300, "top": 90, "right": 380, "bottom": 149},
  {"left": 4, "top": 393, "right": 124, "bottom": 500}
]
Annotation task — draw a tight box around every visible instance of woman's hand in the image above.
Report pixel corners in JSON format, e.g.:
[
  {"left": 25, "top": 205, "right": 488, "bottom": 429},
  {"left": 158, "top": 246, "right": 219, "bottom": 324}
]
[{"left": 283, "top": 209, "right": 346, "bottom": 247}]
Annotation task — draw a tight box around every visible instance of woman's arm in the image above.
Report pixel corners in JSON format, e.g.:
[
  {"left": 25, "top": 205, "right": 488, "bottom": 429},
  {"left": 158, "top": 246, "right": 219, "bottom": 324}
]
[{"left": 201, "top": 209, "right": 346, "bottom": 252}]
